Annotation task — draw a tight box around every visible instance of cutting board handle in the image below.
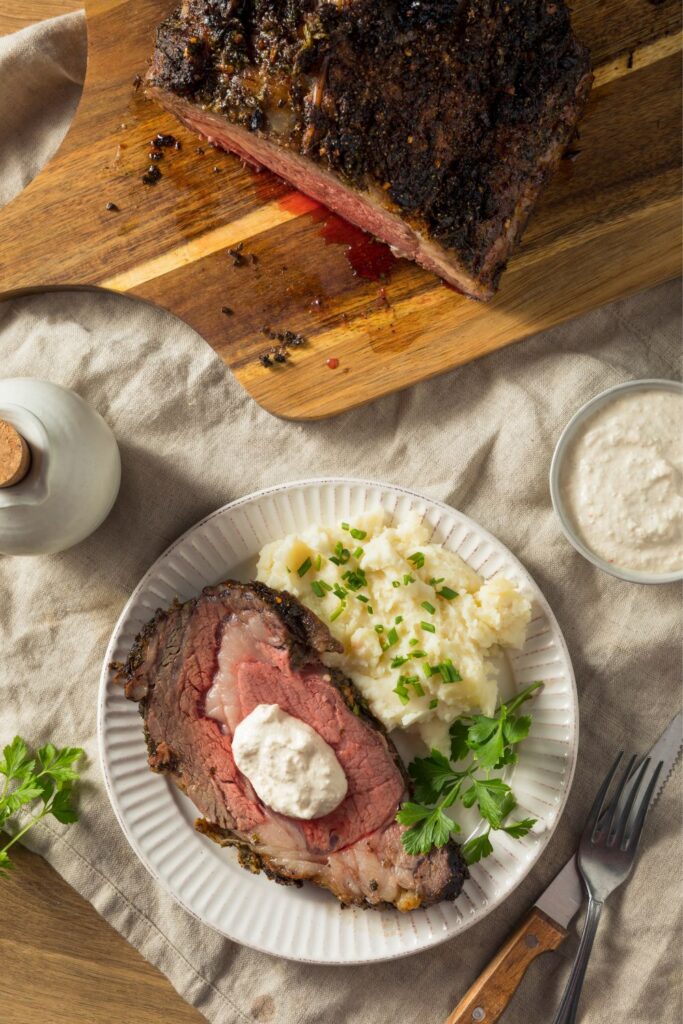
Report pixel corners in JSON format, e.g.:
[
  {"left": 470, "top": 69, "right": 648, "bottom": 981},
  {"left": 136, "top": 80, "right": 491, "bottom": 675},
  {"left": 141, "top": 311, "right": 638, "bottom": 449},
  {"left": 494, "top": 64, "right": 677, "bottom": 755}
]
[{"left": 444, "top": 907, "right": 567, "bottom": 1024}]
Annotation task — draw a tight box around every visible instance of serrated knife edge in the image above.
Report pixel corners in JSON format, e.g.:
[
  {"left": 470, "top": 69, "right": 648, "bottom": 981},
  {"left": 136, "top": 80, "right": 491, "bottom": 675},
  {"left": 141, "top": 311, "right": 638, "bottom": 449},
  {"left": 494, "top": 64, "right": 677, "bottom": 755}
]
[
  {"left": 635, "top": 710, "right": 682, "bottom": 810},
  {"left": 533, "top": 710, "right": 683, "bottom": 930}
]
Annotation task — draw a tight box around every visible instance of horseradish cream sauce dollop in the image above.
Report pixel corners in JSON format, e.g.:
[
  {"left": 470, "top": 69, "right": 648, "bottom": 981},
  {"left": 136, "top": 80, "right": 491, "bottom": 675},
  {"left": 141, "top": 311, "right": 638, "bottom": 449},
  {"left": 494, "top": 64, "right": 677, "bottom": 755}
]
[
  {"left": 231, "top": 704, "right": 348, "bottom": 819},
  {"left": 560, "top": 387, "right": 683, "bottom": 574}
]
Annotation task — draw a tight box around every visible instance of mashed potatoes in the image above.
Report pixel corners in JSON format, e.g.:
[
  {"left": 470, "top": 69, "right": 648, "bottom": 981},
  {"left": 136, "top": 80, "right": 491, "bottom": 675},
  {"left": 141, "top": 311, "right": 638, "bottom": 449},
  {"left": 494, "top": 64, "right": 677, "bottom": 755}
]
[{"left": 256, "top": 510, "right": 531, "bottom": 752}]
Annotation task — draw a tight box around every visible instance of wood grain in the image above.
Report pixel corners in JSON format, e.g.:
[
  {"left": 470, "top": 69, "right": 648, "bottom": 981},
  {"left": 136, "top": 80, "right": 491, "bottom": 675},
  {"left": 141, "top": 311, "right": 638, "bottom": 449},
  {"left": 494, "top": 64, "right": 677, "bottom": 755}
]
[
  {"left": 0, "top": 0, "right": 680, "bottom": 418},
  {"left": 444, "top": 907, "right": 568, "bottom": 1024},
  {"left": 0, "top": 841, "right": 203, "bottom": 1024},
  {"left": 0, "top": 0, "right": 81, "bottom": 35}
]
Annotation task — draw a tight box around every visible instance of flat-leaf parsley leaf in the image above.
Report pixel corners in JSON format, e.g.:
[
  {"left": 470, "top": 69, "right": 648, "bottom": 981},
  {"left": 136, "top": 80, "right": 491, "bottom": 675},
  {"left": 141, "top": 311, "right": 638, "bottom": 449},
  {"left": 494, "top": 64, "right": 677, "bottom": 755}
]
[
  {"left": 395, "top": 682, "right": 542, "bottom": 864},
  {"left": 0, "top": 737, "right": 84, "bottom": 877}
]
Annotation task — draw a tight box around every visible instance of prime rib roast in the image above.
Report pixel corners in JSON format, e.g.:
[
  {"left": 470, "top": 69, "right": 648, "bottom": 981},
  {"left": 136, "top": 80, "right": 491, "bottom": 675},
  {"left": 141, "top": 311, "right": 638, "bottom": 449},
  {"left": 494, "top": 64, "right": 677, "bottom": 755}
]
[
  {"left": 145, "top": 0, "right": 592, "bottom": 299},
  {"left": 115, "top": 580, "right": 467, "bottom": 910}
]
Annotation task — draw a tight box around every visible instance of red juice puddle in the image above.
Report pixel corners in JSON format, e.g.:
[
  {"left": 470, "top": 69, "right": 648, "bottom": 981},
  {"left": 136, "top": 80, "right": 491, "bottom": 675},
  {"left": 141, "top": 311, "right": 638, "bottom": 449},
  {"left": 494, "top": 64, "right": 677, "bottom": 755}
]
[
  {"left": 321, "top": 215, "right": 397, "bottom": 280},
  {"left": 278, "top": 191, "right": 397, "bottom": 282},
  {"left": 279, "top": 191, "right": 324, "bottom": 218}
]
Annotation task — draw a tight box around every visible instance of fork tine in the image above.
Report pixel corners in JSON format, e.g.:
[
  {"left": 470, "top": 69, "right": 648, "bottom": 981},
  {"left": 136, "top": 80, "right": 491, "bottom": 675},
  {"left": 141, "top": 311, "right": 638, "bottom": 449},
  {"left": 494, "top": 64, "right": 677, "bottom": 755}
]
[
  {"left": 586, "top": 751, "right": 623, "bottom": 843},
  {"left": 621, "top": 761, "right": 663, "bottom": 852},
  {"left": 611, "top": 757, "right": 650, "bottom": 847},
  {"left": 604, "top": 754, "right": 637, "bottom": 841}
]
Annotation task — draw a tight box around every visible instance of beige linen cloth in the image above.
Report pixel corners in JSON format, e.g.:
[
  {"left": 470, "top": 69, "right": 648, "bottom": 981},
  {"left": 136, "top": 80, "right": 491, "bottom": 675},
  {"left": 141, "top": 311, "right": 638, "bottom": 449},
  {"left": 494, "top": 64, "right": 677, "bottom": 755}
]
[{"left": 1, "top": 13, "right": 681, "bottom": 1024}]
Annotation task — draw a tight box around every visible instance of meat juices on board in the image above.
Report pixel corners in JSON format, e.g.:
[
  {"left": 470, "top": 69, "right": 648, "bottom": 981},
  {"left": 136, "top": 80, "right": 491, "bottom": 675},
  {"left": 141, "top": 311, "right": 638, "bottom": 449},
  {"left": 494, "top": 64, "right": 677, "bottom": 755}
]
[{"left": 144, "top": 0, "right": 592, "bottom": 299}]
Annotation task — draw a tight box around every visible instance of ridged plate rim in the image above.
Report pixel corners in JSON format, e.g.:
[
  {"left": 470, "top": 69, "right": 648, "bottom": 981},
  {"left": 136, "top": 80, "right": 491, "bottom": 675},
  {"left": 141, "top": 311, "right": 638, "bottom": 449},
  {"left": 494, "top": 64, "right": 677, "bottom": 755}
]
[{"left": 98, "top": 477, "right": 578, "bottom": 964}]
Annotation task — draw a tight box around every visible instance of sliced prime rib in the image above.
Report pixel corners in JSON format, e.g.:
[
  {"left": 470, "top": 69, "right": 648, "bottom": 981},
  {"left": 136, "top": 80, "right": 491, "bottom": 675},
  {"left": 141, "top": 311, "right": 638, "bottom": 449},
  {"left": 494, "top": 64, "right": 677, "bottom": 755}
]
[
  {"left": 145, "top": 0, "right": 592, "bottom": 299},
  {"left": 115, "top": 580, "right": 467, "bottom": 909}
]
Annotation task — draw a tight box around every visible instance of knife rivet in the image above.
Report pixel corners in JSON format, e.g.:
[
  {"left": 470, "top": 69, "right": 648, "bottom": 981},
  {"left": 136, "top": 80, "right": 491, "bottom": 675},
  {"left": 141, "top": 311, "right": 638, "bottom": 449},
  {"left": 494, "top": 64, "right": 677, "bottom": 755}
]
[
  {"left": 525, "top": 933, "right": 539, "bottom": 948},
  {"left": 472, "top": 1009, "right": 486, "bottom": 1021}
]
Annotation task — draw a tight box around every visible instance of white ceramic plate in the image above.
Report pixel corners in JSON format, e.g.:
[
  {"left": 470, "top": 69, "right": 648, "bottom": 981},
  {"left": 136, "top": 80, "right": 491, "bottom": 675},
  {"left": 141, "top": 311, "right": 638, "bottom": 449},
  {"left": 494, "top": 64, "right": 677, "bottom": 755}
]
[{"left": 98, "top": 478, "right": 577, "bottom": 964}]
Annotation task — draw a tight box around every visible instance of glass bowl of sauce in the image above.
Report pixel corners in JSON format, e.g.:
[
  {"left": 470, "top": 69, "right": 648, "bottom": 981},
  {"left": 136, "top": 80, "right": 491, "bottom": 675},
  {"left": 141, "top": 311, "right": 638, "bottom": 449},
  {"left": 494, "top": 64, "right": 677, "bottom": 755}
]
[{"left": 550, "top": 379, "right": 683, "bottom": 584}]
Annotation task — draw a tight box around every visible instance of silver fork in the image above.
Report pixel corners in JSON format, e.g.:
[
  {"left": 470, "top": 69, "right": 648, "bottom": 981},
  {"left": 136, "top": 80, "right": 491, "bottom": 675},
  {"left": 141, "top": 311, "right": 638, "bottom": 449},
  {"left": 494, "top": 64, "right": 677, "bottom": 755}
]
[{"left": 551, "top": 752, "right": 663, "bottom": 1024}]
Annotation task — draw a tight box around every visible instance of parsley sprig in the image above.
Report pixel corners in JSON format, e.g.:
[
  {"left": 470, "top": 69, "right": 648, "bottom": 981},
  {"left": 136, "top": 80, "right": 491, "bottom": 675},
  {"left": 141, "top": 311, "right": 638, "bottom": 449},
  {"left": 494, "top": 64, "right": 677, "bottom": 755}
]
[
  {"left": 0, "top": 737, "right": 84, "bottom": 878},
  {"left": 396, "top": 682, "right": 542, "bottom": 864}
]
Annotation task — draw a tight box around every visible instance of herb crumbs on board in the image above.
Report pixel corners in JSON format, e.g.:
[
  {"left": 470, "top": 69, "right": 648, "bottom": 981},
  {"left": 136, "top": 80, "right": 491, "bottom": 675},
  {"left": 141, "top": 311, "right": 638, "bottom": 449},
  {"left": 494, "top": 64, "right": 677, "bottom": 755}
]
[
  {"left": 258, "top": 327, "right": 308, "bottom": 369},
  {"left": 142, "top": 166, "right": 162, "bottom": 185}
]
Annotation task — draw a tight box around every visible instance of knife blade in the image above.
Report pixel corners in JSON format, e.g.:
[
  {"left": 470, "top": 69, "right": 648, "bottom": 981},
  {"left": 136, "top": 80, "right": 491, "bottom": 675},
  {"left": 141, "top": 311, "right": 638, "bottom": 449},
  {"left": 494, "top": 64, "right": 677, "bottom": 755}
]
[
  {"left": 536, "top": 708, "right": 679, "bottom": 933},
  {"left": 444, "top": 711, "right": 682, "bottom": 1024},
  {"left": 536, "top": 709, "right": 682, "bottom": 929}
]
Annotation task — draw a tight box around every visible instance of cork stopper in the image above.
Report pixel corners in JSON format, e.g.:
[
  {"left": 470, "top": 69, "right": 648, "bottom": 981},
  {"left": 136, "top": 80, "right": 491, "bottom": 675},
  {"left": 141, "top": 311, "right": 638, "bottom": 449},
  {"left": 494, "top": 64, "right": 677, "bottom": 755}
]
[{"left": 0, "top": 419, "right": 31, "bottom": 488}]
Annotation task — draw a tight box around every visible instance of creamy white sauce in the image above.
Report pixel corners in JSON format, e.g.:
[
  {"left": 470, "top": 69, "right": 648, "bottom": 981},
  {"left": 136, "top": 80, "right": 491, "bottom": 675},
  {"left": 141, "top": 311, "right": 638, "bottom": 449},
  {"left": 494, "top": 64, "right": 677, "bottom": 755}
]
[
  {"left": 560, "top": 388, "right": 683, "bottom": 574},
  {"left": 231, "top": 704, "right": 348, "bottom": 819}
]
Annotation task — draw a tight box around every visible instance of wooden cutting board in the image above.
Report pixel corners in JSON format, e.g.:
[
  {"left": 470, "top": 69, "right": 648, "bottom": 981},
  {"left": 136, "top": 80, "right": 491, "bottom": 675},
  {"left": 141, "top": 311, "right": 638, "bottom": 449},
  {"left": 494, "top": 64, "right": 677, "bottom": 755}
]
[{"left": 0, "top": 1, "right": 680, "bottom": 420}]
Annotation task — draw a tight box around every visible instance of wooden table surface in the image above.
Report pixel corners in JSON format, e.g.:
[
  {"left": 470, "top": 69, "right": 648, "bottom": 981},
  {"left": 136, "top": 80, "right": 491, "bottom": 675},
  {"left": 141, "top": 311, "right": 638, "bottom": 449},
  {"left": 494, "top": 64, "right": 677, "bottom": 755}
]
[{"left": 1, "top": 13, "right": 200, "bottom": 1024}]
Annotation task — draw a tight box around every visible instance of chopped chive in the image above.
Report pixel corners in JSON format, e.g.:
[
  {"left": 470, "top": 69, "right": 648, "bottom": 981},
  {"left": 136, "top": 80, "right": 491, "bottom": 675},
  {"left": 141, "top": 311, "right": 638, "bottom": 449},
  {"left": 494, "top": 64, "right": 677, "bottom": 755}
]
[
  {"left": 423, "top": 664, "right": 433, "bottom": 678},
  {"left": 395, "top": 615, "right": 403, "bottom": 624},
  {"left": 356, "top": 594, "right": 369, "bottom": 603},
  {"left": 333, "top": 542, "right": 350, "bottom": 564},
  {"left": 341, "top": 522, "right": 350, "bottom": 531},
  {"left": 393, "top": 679, "right": 410, "bottom": 705},
  {"left": 333, "top": 584, "right": 347, "bottom": 600},
  {"left": 421, "top": 621, "right": 436, "bottom": 633},
  {"left": 403, "top": 574, "right": 415, "bottom": 586},
  {"left": 353, "top": 546, "right": 364, "bottom": 559},
  {"left": 386, "top": 627, "right": 399, "bottom": 647},
  {"left": 429, "top": 699, "right": 438, "bottom": 709},
  {"left": 392, "top": 580, "right": 401, "bottom": 589},
  {"left": 297, "top": 557, "right": 312, "bottom": 577},
  {"left": 408, "top": 552, "right": 425, "bottom": 569},
  {"left": 396, "top": 674, "right": 424, "bottom": 698},
  {"left": 315, "top": 554, "right": 322, "bottom": 570},
  {"left": 350, "top": 527, "right": 367, "bottom": 540},
  {"left": 311, "top": 581, "right": 326, "bottom": 598},
  {"left": 410, "top": 650, "right": 426, "bottom": 659},
  {"left": 409, "top": 638, "right": 419, "bottom": 647},
  {"left": 438, "top": 586, "right": 459, "bottom": 600},
  {"left": 421, "top": 600, "right": 436, "bottom": 615},
  {"left": 374, "top": 625, "right": 384, "bottom": 634},
  {"left": 429, "top": 577, "right": 445, "bottom": 586},
  {"left": 342, "top": 567, "right": 367, "bottom": 591},
  {"left": 330, "top": 602, "right": 346, "bottom": 622},
  {"left": 390, "top": 655, "right": 408, "bottom": 668},
  {"left": 366, "top": 605, "right": 374, "bottom": 615},
  {"left": 437, "top": 659, "right": 462, "bottom": 683}
]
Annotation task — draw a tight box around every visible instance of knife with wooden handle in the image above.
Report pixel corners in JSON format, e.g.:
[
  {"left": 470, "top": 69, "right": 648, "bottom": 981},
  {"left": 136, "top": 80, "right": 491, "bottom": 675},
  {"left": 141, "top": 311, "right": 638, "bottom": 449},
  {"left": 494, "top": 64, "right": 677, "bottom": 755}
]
[
  {"left": 444, "top": 711, "right": 682, "bottom": 1024},
  {"left": 444, "top": 906, "right": 567, "bottom": 1024},
  {"left": 445, "top": 864, "right": 576, "bottom": 1024}
]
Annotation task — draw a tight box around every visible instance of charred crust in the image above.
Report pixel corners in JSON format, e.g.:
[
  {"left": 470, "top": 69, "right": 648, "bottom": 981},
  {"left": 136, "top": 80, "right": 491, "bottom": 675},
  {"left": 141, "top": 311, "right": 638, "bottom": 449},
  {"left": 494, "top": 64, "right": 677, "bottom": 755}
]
[
  {"left": 111, "top": 606, "right": 168, "bottom": 689},
  {"left": 148, "top": 737, "right": 179, "bottom": 774},
  {"left": 252, "top": 580, "right": 343, "bottom": 655},
  {"left": 146, "top": 0, "right": 592, "bottom": 283},
  {"left": 202, "top": 578, "right": 343, "bottom": 657},
  {"left": 441, "top": 840, "right": 470, "bottom": 899}
]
